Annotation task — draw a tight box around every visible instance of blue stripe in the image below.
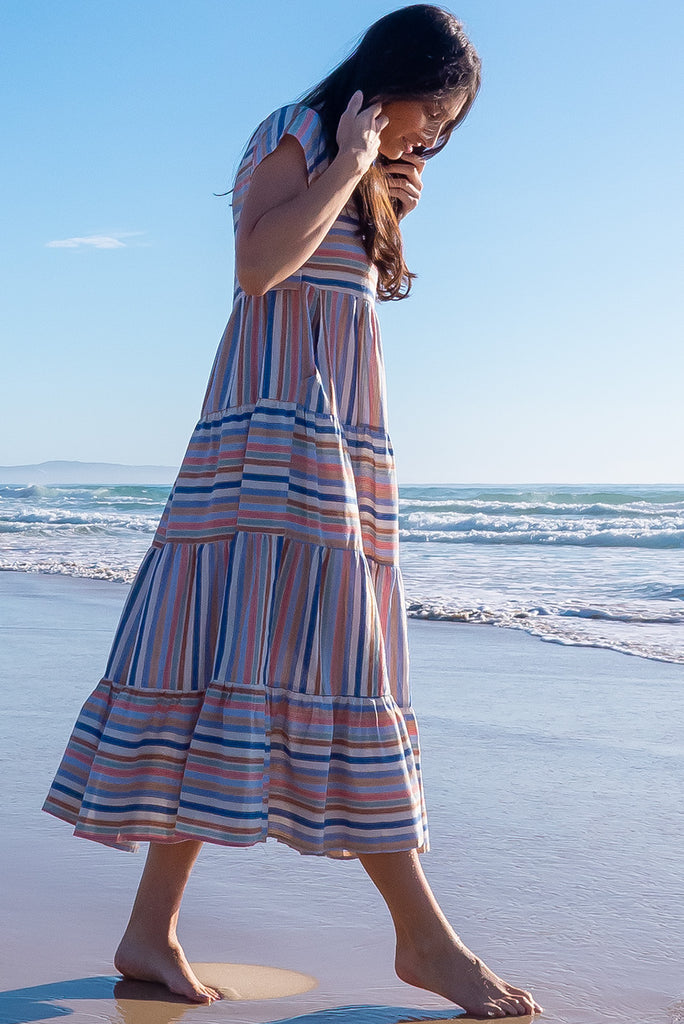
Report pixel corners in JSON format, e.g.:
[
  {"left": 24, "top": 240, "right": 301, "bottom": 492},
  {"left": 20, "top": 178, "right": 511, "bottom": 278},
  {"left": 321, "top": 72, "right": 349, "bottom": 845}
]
[
  {"left": 174, "top": 480, "right": 242, "bottom": 495},
  {"left": 80, "top": 798, "right": 178, "bottom": 816},
  {"left": 95, "top": 734, "right": 192, "bottom": 752},
  {"left": 179, "top": 799, "right": 265, "bottom": 821},
  {"left": 270, "top": 809, "right": 422, "bottom": 833},
  {"left": 300, "top": 274, "right": 374, "bottom": 297},
  {"left": 191, "top": 732, "right": 266, "bottom": 751}
]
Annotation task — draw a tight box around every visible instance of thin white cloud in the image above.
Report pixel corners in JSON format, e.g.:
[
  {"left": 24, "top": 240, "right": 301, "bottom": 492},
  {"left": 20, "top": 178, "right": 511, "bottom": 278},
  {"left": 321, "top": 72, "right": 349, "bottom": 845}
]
[{"left": 45, "top": 231, "right": 145, "bottom": 250}]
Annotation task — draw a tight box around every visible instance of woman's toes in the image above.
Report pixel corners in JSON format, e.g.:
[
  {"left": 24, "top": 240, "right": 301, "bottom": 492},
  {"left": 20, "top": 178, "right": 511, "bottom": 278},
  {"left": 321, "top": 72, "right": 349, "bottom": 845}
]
[
  {"left": 483, "top": 1003, "right": 504, "bottom": 1018},
  {"left": 499, "top": 997, "right": 525, "bottom": 1016},
  {"left": 508, "top": 995, "right": 532, "bottom": 1014},
  {"left": 507, "top": 985, "right": 541, "bottom": 1014},
  {"left": 184, "top": 977, "right": 216, "bottom": 1002},
  {"left": 192, "top": 978, "right": 221, "bottom": 1001},
  {"left": 190, "top": 987, "right": 211, "bottom": 1003}
]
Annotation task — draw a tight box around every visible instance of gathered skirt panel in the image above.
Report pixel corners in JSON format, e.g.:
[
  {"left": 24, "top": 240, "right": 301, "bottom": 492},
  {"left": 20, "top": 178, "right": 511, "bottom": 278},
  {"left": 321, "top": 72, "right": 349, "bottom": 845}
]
[
  {"left": 153, "top": 396, "right": 399, "bottom": 566},
  {"left": 42, "top": 534, "right": 428, "bottom": 857},
  {"left": 42, "top": 676, "right": 428, "bottom": 859},
  {"left": 99, "top": 532, "right": 410, "bottom": 704}
]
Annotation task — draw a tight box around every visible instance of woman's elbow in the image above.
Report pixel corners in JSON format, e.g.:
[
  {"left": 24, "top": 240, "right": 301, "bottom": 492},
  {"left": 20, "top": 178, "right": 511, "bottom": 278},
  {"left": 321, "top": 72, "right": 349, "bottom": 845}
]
[
  {"left": 236, "top": 261, "right": 269, "bottom": 296},
  {"left": 235, "top": 233, "right": 278, "bottom": 295}
]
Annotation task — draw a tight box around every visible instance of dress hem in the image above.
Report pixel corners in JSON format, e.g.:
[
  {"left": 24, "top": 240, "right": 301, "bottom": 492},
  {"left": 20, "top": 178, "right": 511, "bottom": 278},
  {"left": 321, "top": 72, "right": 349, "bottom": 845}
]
[{"left": 41, "top": 801, "right": 428, "bottom": 860}]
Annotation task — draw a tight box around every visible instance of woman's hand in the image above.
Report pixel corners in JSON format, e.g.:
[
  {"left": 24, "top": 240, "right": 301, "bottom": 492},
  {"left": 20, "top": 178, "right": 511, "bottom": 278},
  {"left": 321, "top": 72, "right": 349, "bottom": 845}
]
[
  {"left": 384, "top": 152, "right": 426, "bottom": 219},
  {"left": 335, "top": 90, "right": 389, "bottom": 177}
]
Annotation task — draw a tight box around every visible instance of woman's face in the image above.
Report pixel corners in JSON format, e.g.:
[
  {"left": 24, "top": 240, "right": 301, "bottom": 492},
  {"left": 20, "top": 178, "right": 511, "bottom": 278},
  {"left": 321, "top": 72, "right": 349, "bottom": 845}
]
[{"left": 377, "top": 94, "right": 467, "bottom": 160}]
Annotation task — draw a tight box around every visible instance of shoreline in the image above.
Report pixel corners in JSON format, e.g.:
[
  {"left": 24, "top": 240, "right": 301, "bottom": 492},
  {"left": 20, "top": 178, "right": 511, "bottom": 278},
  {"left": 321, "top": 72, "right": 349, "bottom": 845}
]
[{"left": 2, "top": 563, "right": 683, "bottom": 667}]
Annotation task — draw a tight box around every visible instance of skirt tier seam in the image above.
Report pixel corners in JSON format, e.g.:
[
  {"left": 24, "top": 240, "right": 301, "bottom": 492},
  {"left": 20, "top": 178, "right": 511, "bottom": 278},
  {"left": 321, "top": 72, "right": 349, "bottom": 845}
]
[
  {"left": 90, "top": 674, "right": 415, "bottom": 711},
  {"left": 196, "top": 397, "right": 394, "bottom": 444},
  {"left": 148, "top": 533, "right": 401, "bottom": 569}
]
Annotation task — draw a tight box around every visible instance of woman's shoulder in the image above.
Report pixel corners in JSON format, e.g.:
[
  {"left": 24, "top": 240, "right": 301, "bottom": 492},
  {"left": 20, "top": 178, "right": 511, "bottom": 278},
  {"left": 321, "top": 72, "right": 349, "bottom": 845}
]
[
  {"left": 235, "top": 102, "right": 329, "bottom": 192},
  {"left": 256, "top": 101, "right": 323, "bottom": 132},
  {"left": 252, "top": 103, "right": 326, "bottom": 158}
]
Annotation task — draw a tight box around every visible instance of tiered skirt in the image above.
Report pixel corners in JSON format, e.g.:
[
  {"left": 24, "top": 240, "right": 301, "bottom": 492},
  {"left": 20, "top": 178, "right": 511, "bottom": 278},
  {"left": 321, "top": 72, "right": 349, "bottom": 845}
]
[{"left": 43, "top": 284, "right": 430, "bottom": 858}]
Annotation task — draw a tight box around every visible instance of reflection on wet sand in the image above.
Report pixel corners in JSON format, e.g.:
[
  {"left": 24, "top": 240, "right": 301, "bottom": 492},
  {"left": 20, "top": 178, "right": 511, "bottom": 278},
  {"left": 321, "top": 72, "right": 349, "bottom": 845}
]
[
  {"left": 189, "top": 961, "right": 317, "bottom": 1001},
  {"left": 112, "top": 977, "right": 202, "bottom": 1023},
  {"left": 0, "top": 974, "right": 528, "bottom": 1024},
  {"left": 0, "top": 974, "right": 505, "bottom": 1024},
  {"left": 110, "top": 984, "right": 488, "bottom": 1024},
  {"left": 0, "top": 975, "right": 119, "bottom": 1022}
]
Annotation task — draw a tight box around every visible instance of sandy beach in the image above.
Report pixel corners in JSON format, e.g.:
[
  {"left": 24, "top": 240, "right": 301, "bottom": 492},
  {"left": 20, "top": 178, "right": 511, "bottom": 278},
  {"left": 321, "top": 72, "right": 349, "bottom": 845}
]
[{"left": 0, "top": 570, "right": 682, "bottom": 1024}]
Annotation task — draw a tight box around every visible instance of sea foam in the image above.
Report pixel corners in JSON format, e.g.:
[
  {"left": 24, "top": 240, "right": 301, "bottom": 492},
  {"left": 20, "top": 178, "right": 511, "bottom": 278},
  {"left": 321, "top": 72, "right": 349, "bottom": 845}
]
[{"left": 1, "top": 482, "right": 683, "bottom": 664}]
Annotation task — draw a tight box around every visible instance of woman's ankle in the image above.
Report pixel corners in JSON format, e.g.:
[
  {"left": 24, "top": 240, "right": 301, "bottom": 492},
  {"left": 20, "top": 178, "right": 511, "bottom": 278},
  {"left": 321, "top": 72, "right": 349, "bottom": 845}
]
[
  {"left": 395, "top": 917, "right": 471, "bottom": 962},
  {"left": 119, "top": 915, "right": 178, "bottom": 948}
]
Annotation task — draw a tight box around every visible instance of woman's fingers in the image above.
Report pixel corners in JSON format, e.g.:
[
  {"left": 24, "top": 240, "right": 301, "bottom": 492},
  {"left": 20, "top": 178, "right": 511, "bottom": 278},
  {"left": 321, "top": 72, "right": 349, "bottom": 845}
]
[
  {"left": 399, "top": 152, "right": 427, "bottom": 171},
  {"left": 336, "top": 93, "right": 388, "bottom": 175},
  {"left": 346, "top": 89, "right": 364, "bottom": 115},
  {"left": 356, "top": 98, "right": 388, "bottom": 137},
  {"left": 386, "top": 161, "right": 424, "bottom": 189},
  {"left": 385, "top": 153, "right": 426, "bottom": 178},
  {"left": 384, "top": 156, "right": 425, "bottom": 217},
  {"left": 388, "top": 178, "right": 421, "bottom": 203},
  {"left": 344, "top": 92, "right": 385, "bottom": 131},
  {"left": 364, "top": 99, "right": 388, "bottom": 130},
  {"left": 347, "top": 91, "right": 385, "bottom": 123},
  {"left": 388, "top": 188, "right": 419, "bottom": 219}
]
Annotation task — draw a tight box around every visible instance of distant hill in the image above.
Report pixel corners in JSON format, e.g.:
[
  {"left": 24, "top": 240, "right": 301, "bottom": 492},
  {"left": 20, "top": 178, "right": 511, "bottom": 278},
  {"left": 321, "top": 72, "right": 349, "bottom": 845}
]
[{"left": 0, "top": 461, "right": 178, "bottom": 485}]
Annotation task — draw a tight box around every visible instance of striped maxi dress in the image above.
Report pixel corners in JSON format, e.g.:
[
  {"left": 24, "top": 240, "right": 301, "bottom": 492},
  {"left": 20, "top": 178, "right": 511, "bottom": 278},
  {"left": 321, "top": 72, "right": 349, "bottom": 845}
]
[{"left": 43, "top": 103, "right": 430, "bottom": 859}]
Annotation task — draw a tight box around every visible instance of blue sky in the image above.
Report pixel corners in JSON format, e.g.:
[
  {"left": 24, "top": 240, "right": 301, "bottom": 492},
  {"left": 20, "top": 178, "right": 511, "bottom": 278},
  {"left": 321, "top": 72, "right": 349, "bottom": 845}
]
[{"left": 2, "top": 0, "right": 682, "bottom": 484}]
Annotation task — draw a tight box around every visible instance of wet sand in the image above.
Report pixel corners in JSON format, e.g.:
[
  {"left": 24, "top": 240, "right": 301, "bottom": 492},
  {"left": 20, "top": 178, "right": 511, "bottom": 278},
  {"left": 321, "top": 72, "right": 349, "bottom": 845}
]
[{"left": 0, "top": 571, "right": 682, "bottom": 1024}]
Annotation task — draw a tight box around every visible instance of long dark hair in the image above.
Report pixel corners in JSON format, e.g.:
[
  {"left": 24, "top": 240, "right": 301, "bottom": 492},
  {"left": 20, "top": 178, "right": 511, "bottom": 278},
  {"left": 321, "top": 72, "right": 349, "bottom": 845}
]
[{"left": 301, "top": 5, "right": 481, "bottom": 300}]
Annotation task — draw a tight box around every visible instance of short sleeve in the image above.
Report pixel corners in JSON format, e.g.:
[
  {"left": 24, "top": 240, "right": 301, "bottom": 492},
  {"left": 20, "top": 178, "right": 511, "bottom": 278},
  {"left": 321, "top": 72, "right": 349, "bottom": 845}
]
[
  {"left": 231, "top": 105, "right": 329, "bottom": 223},
  {"left": 249, "top": 104, "right": 328, "bottom": 183}
]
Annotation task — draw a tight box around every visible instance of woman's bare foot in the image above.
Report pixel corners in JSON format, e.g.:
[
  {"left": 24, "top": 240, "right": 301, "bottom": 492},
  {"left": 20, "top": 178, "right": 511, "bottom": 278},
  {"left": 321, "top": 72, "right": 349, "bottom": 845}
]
[
  {"left": 395, "top": 929, "right": 542, "bottom": 1018},
  {"left": 359, "top": 850, "right": 543, "bottom": 1019},
  {"left": 114, "top": 929, "right": 221, "bottom": 1004},
  {"left": 112, "top": 840, "right": 219, "bottom": 1004}
]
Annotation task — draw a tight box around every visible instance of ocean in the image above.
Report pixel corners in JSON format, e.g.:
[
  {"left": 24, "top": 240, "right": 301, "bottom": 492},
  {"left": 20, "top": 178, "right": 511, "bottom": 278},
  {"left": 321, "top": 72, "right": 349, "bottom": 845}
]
[{"left": 1, "top": 482, "right": 683, "bottom": 665}]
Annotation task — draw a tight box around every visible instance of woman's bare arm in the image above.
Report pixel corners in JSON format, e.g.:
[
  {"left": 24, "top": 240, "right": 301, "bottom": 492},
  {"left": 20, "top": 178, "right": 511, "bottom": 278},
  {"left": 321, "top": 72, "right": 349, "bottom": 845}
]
[{"left": 235, "top": 91, "right": 387, "bottom": 296}]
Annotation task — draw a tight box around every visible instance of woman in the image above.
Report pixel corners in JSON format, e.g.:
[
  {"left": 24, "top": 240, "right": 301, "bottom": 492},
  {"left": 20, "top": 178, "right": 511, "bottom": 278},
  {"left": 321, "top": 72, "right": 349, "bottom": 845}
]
[{"left": 43, "top": 5, "right": 542, "bottom": 1017}]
